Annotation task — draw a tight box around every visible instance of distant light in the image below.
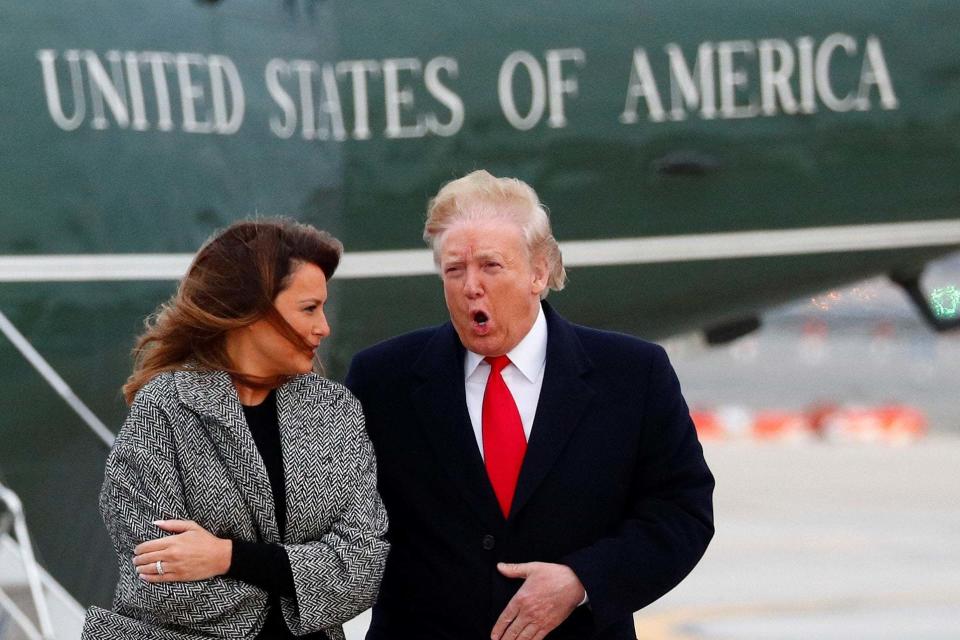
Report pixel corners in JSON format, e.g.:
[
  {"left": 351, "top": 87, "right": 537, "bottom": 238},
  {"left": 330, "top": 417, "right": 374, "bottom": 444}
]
[
  {"left": 809, "top": 284, "right": 883, "bottom": 312},
  {"left": 930, "top": 285, "right": 960, "bottom": 319},
  {"left": 810, "top": 290, "right": 841, "bottom": 311}
]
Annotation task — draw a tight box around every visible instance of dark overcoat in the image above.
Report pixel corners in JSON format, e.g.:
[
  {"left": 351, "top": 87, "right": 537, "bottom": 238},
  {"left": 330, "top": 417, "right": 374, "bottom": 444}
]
[{"left": 346, "top": 303, "right": 714, "bottom": 640}]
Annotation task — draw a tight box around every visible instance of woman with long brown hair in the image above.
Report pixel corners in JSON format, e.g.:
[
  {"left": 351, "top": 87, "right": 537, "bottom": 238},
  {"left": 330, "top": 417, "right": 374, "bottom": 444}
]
[{"left": 82, "top": 219, "right": 388, "bottom": 640}]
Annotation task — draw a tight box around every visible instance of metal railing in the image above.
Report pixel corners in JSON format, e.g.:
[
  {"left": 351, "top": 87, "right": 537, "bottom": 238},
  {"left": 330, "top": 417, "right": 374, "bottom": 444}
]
[{"left": 0, "top": 484, "right": 55, "bottom": 640}]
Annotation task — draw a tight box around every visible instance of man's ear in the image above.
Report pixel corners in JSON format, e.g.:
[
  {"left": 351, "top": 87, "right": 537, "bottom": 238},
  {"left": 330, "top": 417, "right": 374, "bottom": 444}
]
[{"left": 531, "top": 255, "right": 549, "bottom": 295}]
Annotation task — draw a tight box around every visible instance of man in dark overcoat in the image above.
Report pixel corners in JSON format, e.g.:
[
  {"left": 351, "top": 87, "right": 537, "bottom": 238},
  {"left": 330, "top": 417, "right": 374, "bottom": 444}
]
[{"left": 346, "top": 170, "right": 714, "bottom": 640}]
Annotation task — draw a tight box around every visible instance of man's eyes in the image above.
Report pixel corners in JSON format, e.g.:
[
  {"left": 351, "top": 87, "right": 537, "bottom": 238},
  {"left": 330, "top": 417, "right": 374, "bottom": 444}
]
[{"left": 442, "top": 262, "right": 501, "bottom": 275}]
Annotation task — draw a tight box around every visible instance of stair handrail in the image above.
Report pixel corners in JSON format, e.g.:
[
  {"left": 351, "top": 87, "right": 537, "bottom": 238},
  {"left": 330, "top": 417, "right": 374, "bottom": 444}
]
[{"left": 0, "top": 483, "right": 56, "bottom": 640}]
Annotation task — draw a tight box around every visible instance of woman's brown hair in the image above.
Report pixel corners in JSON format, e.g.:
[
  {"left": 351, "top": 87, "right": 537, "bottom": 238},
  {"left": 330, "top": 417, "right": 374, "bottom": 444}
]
[{"left": 123, "top": 218, "right": 342, "bottom": 404}]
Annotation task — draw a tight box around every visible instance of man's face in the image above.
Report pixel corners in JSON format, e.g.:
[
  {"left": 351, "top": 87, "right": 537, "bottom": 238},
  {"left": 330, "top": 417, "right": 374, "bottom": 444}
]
[{"left": 439, "top": 219, "right": 547, "bottom": 356}]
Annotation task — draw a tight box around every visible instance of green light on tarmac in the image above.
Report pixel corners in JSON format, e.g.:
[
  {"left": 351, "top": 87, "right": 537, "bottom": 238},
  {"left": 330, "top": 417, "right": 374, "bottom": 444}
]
[{"left": 930, "top": 285, "right": 960, "bottom": 319}]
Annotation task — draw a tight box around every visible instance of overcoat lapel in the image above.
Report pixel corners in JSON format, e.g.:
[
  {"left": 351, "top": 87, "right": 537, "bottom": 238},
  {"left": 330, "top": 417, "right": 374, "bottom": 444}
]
[
  {"left": 411, "top": 324, "right": 505, "bottom": 528},
  {"left": 174, "top": 369, "right": 281, "bottom": 543},
  {"left": 510, "top": 305, "right": 595, "bottom": 518}
]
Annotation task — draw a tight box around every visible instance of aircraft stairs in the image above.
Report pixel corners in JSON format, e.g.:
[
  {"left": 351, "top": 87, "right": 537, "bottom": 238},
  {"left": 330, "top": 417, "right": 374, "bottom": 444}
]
[{"left": 0, "top": 484, "right": 84, "bottom": 640}]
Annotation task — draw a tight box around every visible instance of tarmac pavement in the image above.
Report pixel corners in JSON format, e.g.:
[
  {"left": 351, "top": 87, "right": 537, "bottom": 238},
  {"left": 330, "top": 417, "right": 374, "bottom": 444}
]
[{"left": 633, "top": 437, "right": 960, "bottom": 639}]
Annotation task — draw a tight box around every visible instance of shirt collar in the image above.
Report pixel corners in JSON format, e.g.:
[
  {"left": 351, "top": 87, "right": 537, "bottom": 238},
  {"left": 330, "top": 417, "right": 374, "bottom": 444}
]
[{"left": 464, "top": 305, "right": 547, "bottom": 382}]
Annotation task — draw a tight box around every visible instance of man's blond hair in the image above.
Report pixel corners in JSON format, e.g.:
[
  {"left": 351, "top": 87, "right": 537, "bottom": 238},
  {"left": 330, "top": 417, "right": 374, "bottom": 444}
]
[{"left": 423, "top": 170, "right": 566, "bottom": 297}]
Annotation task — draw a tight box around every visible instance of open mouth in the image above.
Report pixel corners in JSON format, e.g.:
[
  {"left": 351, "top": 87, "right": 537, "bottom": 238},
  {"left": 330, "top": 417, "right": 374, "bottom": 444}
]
[{"left": 472, "top": 310, "right": 489, "bottom": 326}]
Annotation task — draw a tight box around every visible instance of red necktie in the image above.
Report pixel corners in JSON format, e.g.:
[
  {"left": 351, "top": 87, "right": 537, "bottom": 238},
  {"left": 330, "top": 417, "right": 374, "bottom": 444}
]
[{"left": 482, "top": 355, "right": 527, "bottom": 517}]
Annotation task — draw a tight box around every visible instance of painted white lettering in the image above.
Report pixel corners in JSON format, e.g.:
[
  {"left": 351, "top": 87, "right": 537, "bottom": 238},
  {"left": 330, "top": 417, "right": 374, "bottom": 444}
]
[
  {"left": 141, "top": 52, "right": 175, "bottom": 131},
  {"left": 85, "top": 50, "right": 130, "bottom": 130},
  {"left": 208, "top": 55, "right": 244, "bottom": 134},
  {"left": 291, "top": 60, "right": 319, "bottom": 139},
  {"left": 424, "top": 56, "right": 464, "bottom": 137},
  {"left": 758, "top": 39, "right": 798, "bottom": 116},
  {"left": 816, "top": 33, "right": 858, "bottom": 112},
  {"left": 37, "top": 49, "right": 85, "bottom": 131},
  {"left": 175, "top": 53, "right": 213, "bottom": 134},
  {"left": 545, "top": 48, "right": 585, "bottom": 128},
  {"left": 717, "top": 40, "right": 759, "bottom": 119},
  {"left": 123, "top": 52, "right": 149, "bottom": 131},
  {"left": 665, "top": 42, "right": 715, "bottom": 121},
  {"left": 383, "top": 57, "right": 427, "bottom": 139},
  {"left": 858, "top": 36, "right": 899, "bottom": 110},
  {"left": 336, "top": 59, "right": 380, "bottom": 140},
  {"left": 499, "top": 51, "right": 547, "bottom": 131},
  {"left": 796, "top": 37, "right": 816, "bottom": 114},
  {"left": 288, "top": 59, "right": 346, "bottom": 140},
  {"left": 318, "top": 63, "right": 347, "bottom": 141},
  {"left": 265, "top": 58, "right": 297, "bottom": 139},
  {"left": 620, "top": 48, "right": 665, "bottom": 123}
]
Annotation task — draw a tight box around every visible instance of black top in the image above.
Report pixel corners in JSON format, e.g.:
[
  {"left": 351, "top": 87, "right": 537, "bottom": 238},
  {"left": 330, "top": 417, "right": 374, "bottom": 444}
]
[{"left": 229, "top": 389, "right": 329, "bottom": 640}]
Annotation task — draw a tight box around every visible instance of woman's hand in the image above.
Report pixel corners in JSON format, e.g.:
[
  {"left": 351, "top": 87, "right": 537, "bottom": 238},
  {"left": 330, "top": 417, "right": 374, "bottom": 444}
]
[{"left": 133, "top": 520, "right": 232, "bottom": 582}]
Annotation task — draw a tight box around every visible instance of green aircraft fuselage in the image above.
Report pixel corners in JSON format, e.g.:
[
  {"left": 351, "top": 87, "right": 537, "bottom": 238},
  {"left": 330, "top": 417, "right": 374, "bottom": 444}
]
[{"left": 1, "top": 0, "right": 959, "bottom": 608}]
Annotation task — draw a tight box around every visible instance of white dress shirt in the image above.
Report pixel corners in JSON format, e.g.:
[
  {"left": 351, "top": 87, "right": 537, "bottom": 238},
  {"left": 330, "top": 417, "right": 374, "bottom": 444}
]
[{"left": 464, "top": 305, "right": 547, "bottom": 458}]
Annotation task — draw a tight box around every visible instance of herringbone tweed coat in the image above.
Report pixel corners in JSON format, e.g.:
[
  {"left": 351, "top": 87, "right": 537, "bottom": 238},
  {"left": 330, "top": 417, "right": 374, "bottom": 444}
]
[{"left": 81, "top": 368, "right": 389, "bottom": 640}]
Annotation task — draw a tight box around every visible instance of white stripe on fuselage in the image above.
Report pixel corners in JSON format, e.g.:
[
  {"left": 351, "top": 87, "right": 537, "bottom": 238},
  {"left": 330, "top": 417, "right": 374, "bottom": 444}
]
[{"left": 1, "top": 220, "right": 959, "bottom": 282}]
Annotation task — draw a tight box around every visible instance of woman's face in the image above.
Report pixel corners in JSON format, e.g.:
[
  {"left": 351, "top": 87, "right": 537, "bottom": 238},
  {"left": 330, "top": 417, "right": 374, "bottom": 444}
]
[{"left": 233, "top": 261, "right": 330, "bottom": 379}]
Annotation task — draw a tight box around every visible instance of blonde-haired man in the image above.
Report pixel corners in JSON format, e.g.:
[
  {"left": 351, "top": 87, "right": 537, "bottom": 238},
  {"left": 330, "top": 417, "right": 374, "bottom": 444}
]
[{"left": 347, "top": 171, "right": 714, "bottom": 640}]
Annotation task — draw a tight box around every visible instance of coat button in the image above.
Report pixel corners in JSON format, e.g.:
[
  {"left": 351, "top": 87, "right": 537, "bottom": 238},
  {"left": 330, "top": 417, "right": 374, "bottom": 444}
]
[{"left": 482, "top": 534, "right": 496, "bottom": 551}]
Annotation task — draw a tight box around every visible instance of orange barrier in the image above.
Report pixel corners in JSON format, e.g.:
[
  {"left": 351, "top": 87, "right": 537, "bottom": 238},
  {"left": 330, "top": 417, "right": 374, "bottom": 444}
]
[
  {"left": 751, "top": 411, "right": 814, "bottom": 443},
  {"left": 821, "top": 405, "right": 927, "bottom": 444},
  {"left": 689, "top": 411, "right": 725, "bottom": 441},
  {"left": 691, "top": 404, "right": 927, "bottom": 444}
]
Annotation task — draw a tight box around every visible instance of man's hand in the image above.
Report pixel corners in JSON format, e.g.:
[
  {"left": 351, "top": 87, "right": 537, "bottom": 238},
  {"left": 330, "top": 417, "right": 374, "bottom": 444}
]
[
  {"left": 491, "top": 561, "right": 585, "bottom": 640},
  {"left": 132, "top": 520, "right": 232, "bottom": 582}
]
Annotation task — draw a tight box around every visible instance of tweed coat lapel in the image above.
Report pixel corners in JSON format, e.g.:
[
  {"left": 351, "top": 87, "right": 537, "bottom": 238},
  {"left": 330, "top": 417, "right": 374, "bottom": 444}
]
[
  {"left": 173, "top": 368, "right": 281, "bottom": 544},
  {"left": 509, "top": 304, "right": 595, "bottom": 518},
  {"left": 411, "top": 323, "right": 505, "bottom": 529}
]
